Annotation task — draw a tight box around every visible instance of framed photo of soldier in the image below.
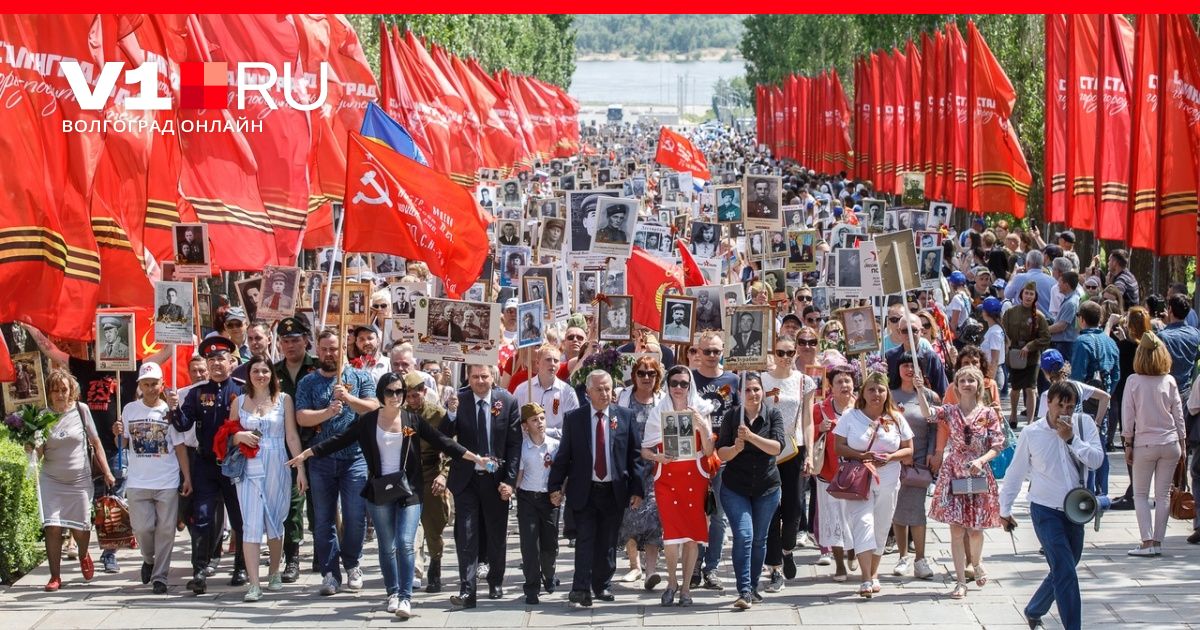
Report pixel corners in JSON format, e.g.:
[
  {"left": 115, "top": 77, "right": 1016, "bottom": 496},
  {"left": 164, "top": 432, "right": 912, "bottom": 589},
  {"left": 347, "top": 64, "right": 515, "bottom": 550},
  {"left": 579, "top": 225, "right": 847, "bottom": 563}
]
[
  {"left": 660, "top": 295, "right": 696, "bottom": 344},
  {"left": 762, "top": 268, "right": 788, "bottom": 297},
  {"left": 597, "top": 295, "right": 634, "bottom": 342},
  {"left": 743, "top": 174, "right": 783, "bottom": 231},
  {"left": 635, "top": 223, "right": 673, "bottom": 261},
  {"left": 592, "top": 197, "right": 638, "bottom": 259},
  {"left": 372, "top": 255, "right": 406, "bottom": 279},
  {"left": 500, "top": 179, "right": 522, "bottom": 206},
  {"left": 661, "top": 411, "right": 696, "bottom": 459},
  {"left": 5, "top": 352, "right": 46, "bottom": 413},
  {"left": 463, "top": 280, "right": 490, "bottom": 304},
  {"left": 476, "top": 184, "right": 497, "bottom": 210},
  {"left": 575, "top": 270, "right": 600, "bottom": 313},
  {"left": 234, "top": 276, "right": 263, "bottom": 322},
  {"left": 901, "top": 171, "right": 926, "bottom": 206},
  {"left": 787, "top": 230, "right": 818, "bottom": 273},
  {"left": 389, "top": 282, "right": 423, "bottom": 321},
  {"left": 300, "top": 271, "right": 325, "bottom": 310},
  {"left": 536, "top": 198, "right": 560, "bottom": 219},
  {"left": 257, "top": 266, "right": 301, "bottom": 320},
  {"left": 499, "top": 245, "right": 532, "bottom": 288},
  {"left": 725, "top": 306, "right": 771, "bottom": 370},
  {"left": 916, "top": 230, "right": 941, "bottom": 251},
  {"left": 172, "top": 223, "right": 210, "bottom": 279},
  {"left": 538, "top": 217, "right": 567, "bottom": 255},
  {"left": 2, "top": 323, "right": 37, "bottom": 355},
  {"left": 919, "top": 247, "right": 944, "bottom": 289},
  {"left": 522, "top": 276, "right": 550, "bottom": 313},
  {"left": 154, "top": 281, "right": 195, "bottom": 345},
  {"left": 516, "top": 300, "right": 546, "bottom": 349},
  {"left": 522, "top": 265, "right": 567, "bottom": 320},
  {"left": 783, "top": 205, "right": 805, "bottom": 230},
  {"left": 864, "top": 199, "right": 887, "bottom": 232},
  {"left": 835, "top": 248, "right": 864, "bottom": 298},
  {"left": 495, "top": 219, "right": 523, "bottom": 248},
  {"left": 343, "top": 282, "right": 370, "bottom": 327},
  {"left": 95, "top": 313, "right": 136, "bottom": 371},
  {"left": 565, "top": 189, "right": 620, "bottom": 267},
  {"left": 317, "top": 247, "right": 343, "bottom": 277},
  {"left": 907, "top": 209, "right": 930, "bottom": 232},
  {"left": 603, "top": 269, "right": 626, "bottom": 295},
  {"left": 841, "top": 305, "right": 880, "bottom": 355}
]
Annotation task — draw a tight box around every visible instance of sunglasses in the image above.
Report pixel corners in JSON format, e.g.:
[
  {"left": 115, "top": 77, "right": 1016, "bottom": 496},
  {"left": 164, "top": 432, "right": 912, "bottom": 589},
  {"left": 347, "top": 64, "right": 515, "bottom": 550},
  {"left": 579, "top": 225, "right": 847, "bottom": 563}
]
[
  {"left": 701, "top": 348, "right": 722, "bottom": 356},
  {"left": 371, "top": 304, "right": 389, "bottom": 310},
  {"left": 797, "top": 339, "right": 818, "bottom": 347},
  {"left": 795, "top": 295, "right": 813, "bottom": 302},
  {"left": 635, "top": 370, "right": 657, "bottom": 378},
  {"left": 667, "top": 379, "right": 691, "bottom": 389},
  {"left": 887, "top": 316, "right": 902, "bottom": 324},
  {"left": 226, "top": 321, "right": 244, "bottom": 328},
  {"left": 806, "top": 317, "right": 826, "bottom": 324},
  {"left": 382, "top": 387, "right": 405, "bottom": 398},
  {"left": 922, "top": 323, "right": 933, "bottom": 330},
  {"left": 565, "top": 334, "right": 586, "bottom": 342},
  {"left": 774, "top": 349, "right": 796, "bottom": 358},
  {"left": 425, "top": 368, "right": 442, "bottom": 375}
]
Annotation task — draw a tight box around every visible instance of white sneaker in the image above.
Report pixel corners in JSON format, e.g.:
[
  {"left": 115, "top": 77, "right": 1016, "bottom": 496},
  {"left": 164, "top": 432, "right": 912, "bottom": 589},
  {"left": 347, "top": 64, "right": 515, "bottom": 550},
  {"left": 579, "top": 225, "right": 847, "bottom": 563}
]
[
  {"left": 395, "top": 599, "right": 412, "bottom": 619},
  {"left": 893, "top": 556, "right": 912, "bottom": 576},
  {"left": 347, "top": 567, "right": 364, "bottom": 590},
  {"left": 386, "top": 594, "right": 400, "bottom": 613},
  {"left": 816, "top": 553, "right": 833, "bottom": 566},
  {"left": 799, "top": 532, "right": 816, "bottom": 548},
  {"left": 412, "top": 577, "right": 423, "bottom": 590},
  {"left": 914, "top": 558, "right": 934, "bottom": 579},
  {"left": 319, "top": 573, "right": 339, "bottom": 596}
]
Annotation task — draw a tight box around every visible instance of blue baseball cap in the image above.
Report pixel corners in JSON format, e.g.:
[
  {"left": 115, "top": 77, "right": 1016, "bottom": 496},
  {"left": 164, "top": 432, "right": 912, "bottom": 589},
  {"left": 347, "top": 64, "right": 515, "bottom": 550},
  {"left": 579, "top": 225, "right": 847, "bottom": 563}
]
[
  {"left": 981, "top": 296, "right": 1003, "bottom": 317},
  {"left": 948, "top": 271, "right": 967, "bottom": 286},
  {"left": 1039, "top": 349, "right": 1065, "bottom": 371}
]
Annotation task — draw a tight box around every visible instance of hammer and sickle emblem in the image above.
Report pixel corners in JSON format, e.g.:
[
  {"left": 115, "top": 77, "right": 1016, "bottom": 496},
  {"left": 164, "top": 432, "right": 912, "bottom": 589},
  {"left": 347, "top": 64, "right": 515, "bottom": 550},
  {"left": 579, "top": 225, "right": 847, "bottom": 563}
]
[
  {"left": 352, "top": 168, "right": 392, "bottom": 207},
  {"left": 662, "top": 137, "right": 675, "bottom": 152}
]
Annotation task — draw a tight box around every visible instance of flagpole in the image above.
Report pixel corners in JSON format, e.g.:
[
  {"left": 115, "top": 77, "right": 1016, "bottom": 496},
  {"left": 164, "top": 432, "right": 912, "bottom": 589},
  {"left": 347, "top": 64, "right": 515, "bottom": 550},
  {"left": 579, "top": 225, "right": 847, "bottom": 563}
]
[
  {"left": 338, "top": 252, "right": 349, "bottom": 387},
  {"left": 319, "top": 203, "right": 345, "bottom": 332}
]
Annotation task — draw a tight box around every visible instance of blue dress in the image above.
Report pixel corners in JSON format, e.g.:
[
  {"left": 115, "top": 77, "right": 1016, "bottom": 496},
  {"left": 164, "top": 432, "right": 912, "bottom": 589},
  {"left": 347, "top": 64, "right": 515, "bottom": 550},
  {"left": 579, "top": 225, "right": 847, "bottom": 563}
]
[{"left": 236, "top": 396, "right": 291, "bottom": 542}]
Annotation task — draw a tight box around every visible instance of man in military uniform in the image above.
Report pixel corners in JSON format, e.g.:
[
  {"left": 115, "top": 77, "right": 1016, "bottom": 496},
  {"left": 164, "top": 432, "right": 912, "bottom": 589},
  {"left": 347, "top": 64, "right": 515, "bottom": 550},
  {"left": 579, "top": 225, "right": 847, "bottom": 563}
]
[
  {"left": 99, "top": 317, "right": 129, "bottom": 358},
  {"left": 401, "top": 372, "right": 453, "bottom": 593},
  {"left": 747, "top": 178, "right": 778, "bottom": 218},
  {"left": 717, "top": 189, "right": 741, "bottom": 222},
  {"left": 168, "top": 336, "right": 247, "bottom": 593},
  {"left": 595, "top": 203, "right": 630, "bottom": 244},
  {"left": 663, "top": 303, "right": 691, "bottom": 340},
  {"left": 260, "top": 271, "right": 294, "bottom": 314},
  {"left": 157, "top": 287, "right": 186, "bottom": 322},
  {"left": 273, "top": 318, "right": 318, "bottom": 582}
]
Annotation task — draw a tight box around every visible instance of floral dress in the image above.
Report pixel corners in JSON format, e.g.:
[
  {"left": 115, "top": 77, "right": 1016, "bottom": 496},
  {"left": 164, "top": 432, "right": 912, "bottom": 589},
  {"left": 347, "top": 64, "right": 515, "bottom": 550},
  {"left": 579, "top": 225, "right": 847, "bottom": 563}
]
[
  {"left": 617, "top": 398, "right": 663, "bottom": 547},
  {"left": 927, "top": 404, "right": 1004, "bottom": 530}
]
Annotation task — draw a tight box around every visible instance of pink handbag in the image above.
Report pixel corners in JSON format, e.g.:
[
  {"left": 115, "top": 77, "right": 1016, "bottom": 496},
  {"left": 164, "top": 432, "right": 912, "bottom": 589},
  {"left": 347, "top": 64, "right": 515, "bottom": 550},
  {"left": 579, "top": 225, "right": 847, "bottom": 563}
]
[{"left": 826, "top": 421, "right": 880, "bottom": 501}]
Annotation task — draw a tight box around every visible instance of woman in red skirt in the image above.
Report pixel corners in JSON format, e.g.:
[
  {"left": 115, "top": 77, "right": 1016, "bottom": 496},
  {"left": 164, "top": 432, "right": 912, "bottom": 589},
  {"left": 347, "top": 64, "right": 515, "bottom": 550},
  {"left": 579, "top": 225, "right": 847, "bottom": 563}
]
[{"left": 641, "top": 365, "right": 716, "bottom": 607}]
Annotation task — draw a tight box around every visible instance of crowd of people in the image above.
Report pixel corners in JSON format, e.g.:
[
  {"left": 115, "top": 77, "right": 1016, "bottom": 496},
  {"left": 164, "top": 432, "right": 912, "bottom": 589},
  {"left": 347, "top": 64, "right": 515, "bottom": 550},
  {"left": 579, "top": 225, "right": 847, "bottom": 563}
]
[{"left": 8, "top": 121, "right": 1198, "bottom": 630}]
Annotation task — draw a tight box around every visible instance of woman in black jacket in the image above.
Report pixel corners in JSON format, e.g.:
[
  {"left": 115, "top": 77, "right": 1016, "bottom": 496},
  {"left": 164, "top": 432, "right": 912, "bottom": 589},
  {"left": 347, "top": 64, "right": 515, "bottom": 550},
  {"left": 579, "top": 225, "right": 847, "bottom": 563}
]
[{"left": 288, "top": 372, "right": 491, "bottom": 618}]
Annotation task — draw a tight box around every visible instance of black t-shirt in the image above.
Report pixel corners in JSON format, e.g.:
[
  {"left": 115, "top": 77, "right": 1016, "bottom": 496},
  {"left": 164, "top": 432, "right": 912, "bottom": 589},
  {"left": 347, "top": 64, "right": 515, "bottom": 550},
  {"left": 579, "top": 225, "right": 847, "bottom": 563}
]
[
  {"left": 69, "top": 356, "right": 139, "bottom": 456},
  {"left": 692, "top": 370, "right": 740, "bottom": 431}
]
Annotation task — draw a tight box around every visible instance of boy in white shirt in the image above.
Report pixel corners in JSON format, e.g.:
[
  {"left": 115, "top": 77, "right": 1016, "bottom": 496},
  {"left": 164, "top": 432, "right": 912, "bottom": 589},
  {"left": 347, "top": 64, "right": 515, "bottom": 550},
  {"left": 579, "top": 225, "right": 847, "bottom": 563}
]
[
  {"left": 119, "top": 363, "right": 191, "bottom": 593},
  {"left": 515, "top": 403, "right": 561, "bottom": 605}
]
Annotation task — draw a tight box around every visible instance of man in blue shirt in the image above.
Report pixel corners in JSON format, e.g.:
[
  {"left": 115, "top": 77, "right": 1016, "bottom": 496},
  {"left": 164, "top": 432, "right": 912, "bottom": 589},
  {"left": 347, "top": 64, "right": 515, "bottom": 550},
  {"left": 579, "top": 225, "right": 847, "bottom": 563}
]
[
  {"left": 1004, "top": 250, "right": 1057, "bottom": 316},
  {"left": 1156, "top": 295, "right": 1200, "bottom": 397},
  {"left": 1050, "top": 272, "right": 1081, "bottom": 358},
  {"left": 1070, "top": 300, "right": 1120, "bottom": 495},
  {"left": 295, "top": 329, "right": 379, "bottom": 596}
]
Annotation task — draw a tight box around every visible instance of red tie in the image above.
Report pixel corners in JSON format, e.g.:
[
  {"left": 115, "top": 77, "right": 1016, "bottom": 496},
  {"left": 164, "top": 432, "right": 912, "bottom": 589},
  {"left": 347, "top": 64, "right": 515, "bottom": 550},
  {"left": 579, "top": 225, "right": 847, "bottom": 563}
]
[
  {"left": 270, "top": 295, "right": 280, "bottom": 310},
  {"left": 594, "top": 412, "right": 607, "bottom": 480}
]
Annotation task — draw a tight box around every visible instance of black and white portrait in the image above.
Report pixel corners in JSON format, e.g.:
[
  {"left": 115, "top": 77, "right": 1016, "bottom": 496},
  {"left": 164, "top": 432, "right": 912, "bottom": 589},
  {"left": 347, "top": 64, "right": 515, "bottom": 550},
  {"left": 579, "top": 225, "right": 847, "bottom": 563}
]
[
  {"left": 908, "top": 210, "right": 930, "bottom": 232},
  {"left": 596, "top": 168, "right": 612, "bottom": 186},
  {"left": 522, "top": 276, "right": 550, "bottom": 312},
  {"left": 559, "top": 172, "right": 576, "bottom": 191},
  {"left": 172, "top": 223, "right": 210, "bottom": 279},
  {"left": 919, "top": 247, "right": 944, "bottom": 284},
  {"left": 884, "top": 210, "right": 899, "bottom": 232},
  {"left": 636, "top": 224, "right": 673, "bottom": 260},
  {"left": 373, "top": 255, "right": 405, "bottom": 278},
  {"left": 501, "top": 179, "right": 521, "bottom": 206},
  {"left": 390, "top": 282, "right": 424, "bottom": 320},
  {"left": 763, "top": 269, "right": 787, "bottom": 297},
  {"left": 660, "top": 296, "right": 695, "bottom": 344},
  {"left": 865, "top": 199, "right": 887, "bottom": 232},
  {"left": 257, "top": 266, "right": 300, "bottom": 320},
  {"left": 1, "top": 323, "right": 37, "bottom": 356},
  {"left": 597, "top": 295, "right": 633, "bottom": 342},
  {"left": 566, "top": 190, "right": 620, "bottom": 261},
  {"left": 917, "top": 231, "right": 941, "bottom": 250},
  {"left": 96, "top": 313, "right": 136, "bottom": 371},
  {"left": 726, "top": 308, "right": 767, "bottom": 361},
  {"left": 769, "top": 230, "right": 789, "bottom": 255},
  {"left": 539, "top": 199, "right": 560, "bottom": 218},
  {"left": 604, "top": 269, "right": 626, "bottom": 295},
  {"left": 575, "top": 270, "right": 600, "bottom": 312},
  {"left": 496, "top": 219, "right": 522, "bottom": 247},
  {"left": 743, "top": 174, "right": 782, "bottom": 229},
  {"left": 499, "top": 245, "right": 532, "bottom": 288},
  {"left": 836, "top": 249, "right": 863, "bottom": 289},
  {"left": 235, "top": 276, "right": 262, "bottom": 322},
  {"left": 477, "top": 186, "right": 495, "bottom": 209},
  {"left": 631, "top": 176, "right": 647, "bottom": 197},
  {"left": 811, "top": 287, "right": 830, "bottom": 314},
  {"left": 929, "top": 201, "right": 952, "bottom": 229},
  {"left": 689, "top": 222, "right": 721, "bottom": 258},
  {"left": 154, "top": 281, "right": 194, "bottom": 345},
  {"left": 539, "top": 217, "right": 566, "bottom": 253},
  {"left": 716, "top": 186, "right": 742, "bottom": 223},
  {"left": 317, "top": 247, "right": 343, "bottom": 277},
  {"left": 516, "top": 300, "right": 545, "bottom": 348},
  {"left": 426, "top": 298, "right": 490, "bottom": 345},
  {"left": 686, "top": 286, "right": 723, "bottom": 331},
  {"left": 841, "top": 305, "right": 879, "bottom": 354},
  {"left": 463, "top": 280, "right": 490, "bottom": 304}
]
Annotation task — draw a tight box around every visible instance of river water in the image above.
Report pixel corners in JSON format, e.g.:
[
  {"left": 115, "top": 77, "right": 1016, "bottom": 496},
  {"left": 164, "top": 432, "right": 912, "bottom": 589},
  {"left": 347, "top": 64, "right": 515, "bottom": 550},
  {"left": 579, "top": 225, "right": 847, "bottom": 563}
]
[{"left": 569, "top": 59, "right": 744, "bottom": 106}]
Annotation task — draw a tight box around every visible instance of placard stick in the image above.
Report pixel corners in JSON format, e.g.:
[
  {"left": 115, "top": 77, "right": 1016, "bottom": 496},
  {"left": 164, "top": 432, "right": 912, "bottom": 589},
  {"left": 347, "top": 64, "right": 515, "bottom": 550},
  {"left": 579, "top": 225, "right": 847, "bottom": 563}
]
[
  {"left": 526, "top": 346, "right": 533, "bottom": 402},
  {"left": 337, "top": 252, "right": 349, "bottom": 386},
  {"left": 319, "top": 205, "right": 346, "bottom": 331},
  {"left": 892, "top": 245, "right": 922, "bottom": 381}
]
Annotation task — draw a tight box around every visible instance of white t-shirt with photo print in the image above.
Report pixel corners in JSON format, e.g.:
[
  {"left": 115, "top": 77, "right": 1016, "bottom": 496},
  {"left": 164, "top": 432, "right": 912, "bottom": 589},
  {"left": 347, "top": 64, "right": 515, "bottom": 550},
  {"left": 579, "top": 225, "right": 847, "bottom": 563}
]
[{"left": 122, "top": 399, "right": 185, "bottom": 490}]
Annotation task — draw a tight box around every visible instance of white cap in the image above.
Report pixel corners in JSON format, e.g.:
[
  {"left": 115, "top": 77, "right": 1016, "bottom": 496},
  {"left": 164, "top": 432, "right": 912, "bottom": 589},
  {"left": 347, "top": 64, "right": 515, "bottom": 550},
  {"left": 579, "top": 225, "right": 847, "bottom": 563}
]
[{"left": 137, "top": 362, "right": 163, "bottom": 382}]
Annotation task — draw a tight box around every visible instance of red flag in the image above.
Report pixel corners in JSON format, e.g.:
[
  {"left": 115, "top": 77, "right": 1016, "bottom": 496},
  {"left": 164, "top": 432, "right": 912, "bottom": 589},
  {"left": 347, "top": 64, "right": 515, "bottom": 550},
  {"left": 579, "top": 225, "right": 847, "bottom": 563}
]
[
  {"left": 947, "top": 24, "right": 969, "bottom": 209},
  {"left": 1094, "top": 15, "right": 1136, "bottom": 240},
  {"left": 343, "top": 132, "right": 490, "bottom": 297},
  {"left": 830, "top": 69, "right": 854, "bottom": 174},
  {"left": 907, "top": 39, "right": 924, "bottom": 179},
  {"left": 1066, "top": 14, "right": 1100, "bottom": 231},
  {"left": 0, "top": 335, "right": 13, "bottom": 383},
  {"left": 878, "top": 53, "right": 896, "bottom": 192},
  {"left": 451, "top": 53, "right": 519, "bottom": 169},
  {"left": 921, "top": 32, "right": 937, "bottom": 196},
  {"left": 0, "top": 15, "right": 106, "bottom": 340},
  {"left": 403, "top": 31, "right": 478, "bottom": 186},
  {"left": 497, "top": 67, "right": 539, "bottom": 167},
  {"left": 675, "top": 239, "right": 708, "bottom": 288},
  {"left": 378, "top": 23, "right": 433, "bottom": 172},
  {"left": 1128, "top": 14, "right": 1161, "bottom": 251},
  {"left": 870, "top": 52, "right": 886, "bottom": 189},
  {"left": 627, "top": 247, "right": 685, "bottom": 332},
  {"left": 854, "top": 59, "right": 871, "bottom": 180},
  {"left": 655, "top": 126, "right": 711, "bottom": 181},
  {"left": 1045, "top": 15, "right": 1069, "bottom": 223},
  {"left": 1157, "top": 15, "right": 1200, "bottom": 257},
  {"left": 966, "top": 20, "right": 1032, "bottom": 217},
  {"left": 931, "top": 30, "right": 949, "bottom": 200},
  {"left": 471, "top": 59, "right": 531, "bottom": 169},
  {"left": 892, "top": 47, "right": 909, "bottom": 190}
]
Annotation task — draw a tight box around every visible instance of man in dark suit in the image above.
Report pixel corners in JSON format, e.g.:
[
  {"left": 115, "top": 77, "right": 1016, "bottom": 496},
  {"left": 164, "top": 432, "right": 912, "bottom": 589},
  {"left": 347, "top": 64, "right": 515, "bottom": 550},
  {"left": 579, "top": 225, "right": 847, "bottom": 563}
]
[
  {"left": 440, "top": 364, "right": 521, "bottom": 608},
  {"left": 548, "top": 370, "right": 645, "bottom": 607},
  {"left": 730, "top": 311, "right": 763, "bottom": 357}
]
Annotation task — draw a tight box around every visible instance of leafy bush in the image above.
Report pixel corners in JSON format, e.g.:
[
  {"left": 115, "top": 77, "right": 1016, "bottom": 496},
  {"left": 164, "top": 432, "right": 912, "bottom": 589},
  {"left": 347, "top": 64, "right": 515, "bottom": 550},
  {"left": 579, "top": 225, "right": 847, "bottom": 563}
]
[{"left": 0, "top": 439, "right": 44, "bottom": 583}]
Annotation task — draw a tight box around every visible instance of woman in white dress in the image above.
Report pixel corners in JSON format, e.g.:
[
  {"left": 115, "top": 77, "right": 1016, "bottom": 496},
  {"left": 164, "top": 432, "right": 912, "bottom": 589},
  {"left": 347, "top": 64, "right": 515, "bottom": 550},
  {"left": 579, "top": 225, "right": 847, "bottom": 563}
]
[{"left": 230, "top": 356, "right": 306, "bottom": 601}]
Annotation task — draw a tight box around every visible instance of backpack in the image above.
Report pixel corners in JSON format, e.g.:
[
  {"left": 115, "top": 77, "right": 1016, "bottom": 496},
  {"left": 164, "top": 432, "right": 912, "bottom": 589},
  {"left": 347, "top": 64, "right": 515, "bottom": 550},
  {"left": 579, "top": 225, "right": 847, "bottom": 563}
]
[{"left": 953, "top": 294, "right": 985, "bottom": 346}]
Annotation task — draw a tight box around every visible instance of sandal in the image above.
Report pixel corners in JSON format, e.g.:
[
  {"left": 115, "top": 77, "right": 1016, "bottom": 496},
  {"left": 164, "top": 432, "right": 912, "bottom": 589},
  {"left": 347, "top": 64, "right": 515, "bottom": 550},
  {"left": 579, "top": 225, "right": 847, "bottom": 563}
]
[
  {"left": 950, "top": 582, "right": 968, "bottom": 599},
  {"left": 973, "top": 564, "right": 987, "bottom": 587},
  {"left": 857, "top": 581, "right": 873, "bottom": 598}
]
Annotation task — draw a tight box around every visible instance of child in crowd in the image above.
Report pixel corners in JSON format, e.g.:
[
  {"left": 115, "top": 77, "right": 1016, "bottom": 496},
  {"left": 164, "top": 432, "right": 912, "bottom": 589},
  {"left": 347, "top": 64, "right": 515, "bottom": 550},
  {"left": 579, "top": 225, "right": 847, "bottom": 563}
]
[{"left": 515, "top": 403, "right": 561, "bottom": 605}]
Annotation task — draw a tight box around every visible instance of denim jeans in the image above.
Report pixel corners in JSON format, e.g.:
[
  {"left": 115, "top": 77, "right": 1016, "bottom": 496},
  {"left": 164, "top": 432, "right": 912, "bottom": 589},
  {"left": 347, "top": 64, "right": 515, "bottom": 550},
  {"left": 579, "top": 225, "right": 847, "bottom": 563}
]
[
  {"left": 700, "top": 466, "right": 727, "bottom": 574},
  {"left": 1027, "top": 503, "right": 1085, "bottom": 630},
  {"left": 720, "top": 484, "right": 781, "bottom": 596},
  {"left": 308, "top": 456, "right": 368, "bottom": 585},
  {"left": 369, "top": 499, "right": 422, "bottom": 600},
  {"left": 1086, "top": 417, "right": 1111, "bottom": 496}
]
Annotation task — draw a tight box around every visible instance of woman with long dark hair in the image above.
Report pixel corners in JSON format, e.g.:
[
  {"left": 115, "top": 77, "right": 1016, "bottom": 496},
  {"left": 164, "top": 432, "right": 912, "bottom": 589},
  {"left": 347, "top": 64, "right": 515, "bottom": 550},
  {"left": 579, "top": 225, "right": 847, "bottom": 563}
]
[{"left": 1001, "top": 281, "right": 1050, "bottom": 427}]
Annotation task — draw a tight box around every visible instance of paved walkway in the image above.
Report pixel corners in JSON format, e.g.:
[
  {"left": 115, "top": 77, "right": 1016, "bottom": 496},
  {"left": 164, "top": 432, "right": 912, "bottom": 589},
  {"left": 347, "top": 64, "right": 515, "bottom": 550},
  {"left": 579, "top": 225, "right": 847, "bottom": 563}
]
[{"left": 2, "top": 445, "right": 1197, "bottom": 629}]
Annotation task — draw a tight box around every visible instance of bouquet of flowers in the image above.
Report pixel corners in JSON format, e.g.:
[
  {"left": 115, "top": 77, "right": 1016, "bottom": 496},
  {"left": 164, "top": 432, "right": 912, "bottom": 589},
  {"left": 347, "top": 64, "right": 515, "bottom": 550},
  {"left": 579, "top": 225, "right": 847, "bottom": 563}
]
[
  {"left": 570, "top": 343, "right": 631, "bottom": 389},
  {"left": 3, "top": 404, "right": 61, "bottom": 450}
]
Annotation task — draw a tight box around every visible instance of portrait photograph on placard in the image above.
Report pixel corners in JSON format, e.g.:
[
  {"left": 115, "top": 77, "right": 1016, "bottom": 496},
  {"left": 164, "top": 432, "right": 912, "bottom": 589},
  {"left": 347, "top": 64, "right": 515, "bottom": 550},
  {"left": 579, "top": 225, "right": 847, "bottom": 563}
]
[
  {"left": 300, "top": 271, "right": 325, "bottom": 310},
  {"left": 372, "top": 254, "right": 406, "bottom": 278},
  {"left": 257, "top": 266, "right": 301, "bottom": 320},
  {"left": 500, "top": 179, "right": 522, "bottom": 206},
  {"left": 463, "top": 280, "right": 490, "bottom": 304},
  {"left": 521, "top": 265, "right": 565, "bottom": 318},
  {"left": 604, "top": 269, "right": 626, "bottom": 295},
  {"left": 424, "top": 298, "right": 493, "bottom": 346},
  {"left": 804, "top": 365, "right": 826, "bottom": 400},
  {"left": 901, "top": 171, "right": 926, "bottom": 206},
  {"left": 919, "top": 247, "right": 944, "bottom": 288},
  {"left": 575, "top": 270, "right": 600, "bottom": 312},
  {"left": 662, "top": 411, "right": 696, "bottom": 459},
  {"left": 496, "top": 219, "right": 523, "bottom": 248},
  {"left": 829, "top": 223, "right": 863, "bottom": 251},
  {"left": 835, "top": 248, "right": 863, "bottom": 295},
  {"left": 660, "top": 295, "right": 696, "bottom": 344},
  {"left": 841, "top": 305, "right": 880, "bottom": 355},
  {"left": 154, "top": 281, "right": 194, "bottom": 346},
  {"left": 746, "top": 230, "right": 767, "bottom": 260},
  {"left": 597, "top": 295, "right": 634, "bottom": 342},
  {"left": 538, "top": 217, "right": 567, "bottom": 254},
  {"left": 811, "top": 286, "right": 830, "bottom": 315},
  {"left": 720, "top": 283, "right": 746, "bottom": 319},
  {"left": 172, "top": 223, "right": 210, "bottom": 279},
  {"left": 96, "top": 313, "right": 136, "bottom": 371},
  {"left": 689, "top": 221, "right": 721, "bottom": 258},
  {"left": 725, "top": 306, "right": 772, "bottom": 370},
  {"left": 715, "top": 185, "right": 742, "bottom": 223},
  {"left": 743, "top": 174, "right": 783, "bottom": 231},
  {"left": 198, "top": 293, "right": 212, "bottom": 329},
  {"left": 592, "top": 197, "right": 638, "bottom": 256},
  {"left": 787, "top": 230, "right": 817, "bottom": 273},
  {"left": 768, "top": 229, "right": 789, "bottom": 256},
  {"left": 389, "top": 281, "right": 425, "bottom": 320},
  {"left": 884, "top": 209, "right": 899, "bottom": 232},
  {"left": 160, "top": 262, "right": 176, "bottom": 282},
  {"left": 782, "top": 205, "right": 804, "bottom": 230},
  {"left": 762, "top": 269, "right": 788, "bottom": 297},
  {"left": 929, "top": 201, "right": 952, "bottom": 229},
  {"left": 345, "top": 253, "right": 370, "bottom": 278},
  {"left": 516, "top": 300, "right": 546, "bottom": 348},
  {"left": 537, "top": 198, "right": 560, "bottom": 219},
  {"left": 907, "top": 209, "right": 930, "bottom": 232},
  {"left": 565, "top": 189, "right": 621, "bottom": 266},
  {"left": 342, "top": 282, "right": 370, "bottom": 327},
  {"left": 916, "top": 230, "right": 942, "bottom": 251},
  {"left": 522, "top": 276, "right": 550, "bottom": 313},
  {"left": 635, "top": 223, "right": 673, "bottom": 260},
  {"left": 235, "top": 276, "right": 263, "bottom": 322},
  {"left": 317, "top": 247, "right": 343, "bottom": 277},
  {"left": 499, "top": 245, "right": 532, "bottom": 288},
  {"left": 685, "top": 285, "right": 723, "bottom": 332},
  {"left": 864, "top": 199, "right": 887, "bottom": 232},
  {"left": 5, "top": 352, "right": 46, "bottom": 414},
  {"left": 476, "top": 184, "right": 497, "bottom": 209}
]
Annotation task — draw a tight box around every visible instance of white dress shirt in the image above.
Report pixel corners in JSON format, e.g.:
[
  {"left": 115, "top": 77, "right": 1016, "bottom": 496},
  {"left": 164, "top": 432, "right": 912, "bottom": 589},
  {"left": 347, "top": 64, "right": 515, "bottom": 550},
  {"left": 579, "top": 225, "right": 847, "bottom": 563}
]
[
  {"left": 589, "top": 405, "right": 613, "bottom": 482},
  {"left": 998, "top": 414, "right": 1105, "bottom": 518},
  {"left": 515, "top": 375, "right": 580, "bottom": 439},
  {"left": 517, "top": 435, "right": 560, "bottom": 492}
]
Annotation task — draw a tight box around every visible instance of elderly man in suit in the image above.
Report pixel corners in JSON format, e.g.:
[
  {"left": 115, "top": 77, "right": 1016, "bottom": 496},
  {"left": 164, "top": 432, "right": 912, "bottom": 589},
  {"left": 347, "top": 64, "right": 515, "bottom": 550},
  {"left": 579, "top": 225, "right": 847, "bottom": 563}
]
[
  {"left": 548, "top": 370, "right": 646, "bottom": 607},
  {"left": 441, "top": 364, "right": 521, "bottom": 608}
]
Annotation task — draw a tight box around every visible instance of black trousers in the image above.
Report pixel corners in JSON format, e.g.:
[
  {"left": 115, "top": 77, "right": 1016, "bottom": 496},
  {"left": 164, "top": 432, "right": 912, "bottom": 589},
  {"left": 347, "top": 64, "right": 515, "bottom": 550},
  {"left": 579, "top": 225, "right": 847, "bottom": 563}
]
[
  {"left": 517, "top": 490, "right": 560, "bottom": 596},
  {"left": 189, "top": 456, "right": 242, "bottom": 574},
  {"left": 569, "top": 482, "right": 621, "bottom": 595},
  {"left": 453, "top": 473, "right": 511, "bottom": 597},
  {"left": 766, "top": 450, "right": 805, "bottom": 566}
]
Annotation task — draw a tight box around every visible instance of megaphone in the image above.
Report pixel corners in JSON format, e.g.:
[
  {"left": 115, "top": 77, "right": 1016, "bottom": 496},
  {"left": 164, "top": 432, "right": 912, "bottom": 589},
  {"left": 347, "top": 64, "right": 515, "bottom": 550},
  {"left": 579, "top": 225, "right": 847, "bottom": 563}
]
[
  {"left": 1093, "top": 495, "right": 1112, "bottom": 532},
  {"left": 1063, "top": 487, "right": 1098, "bottom": 525}
]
